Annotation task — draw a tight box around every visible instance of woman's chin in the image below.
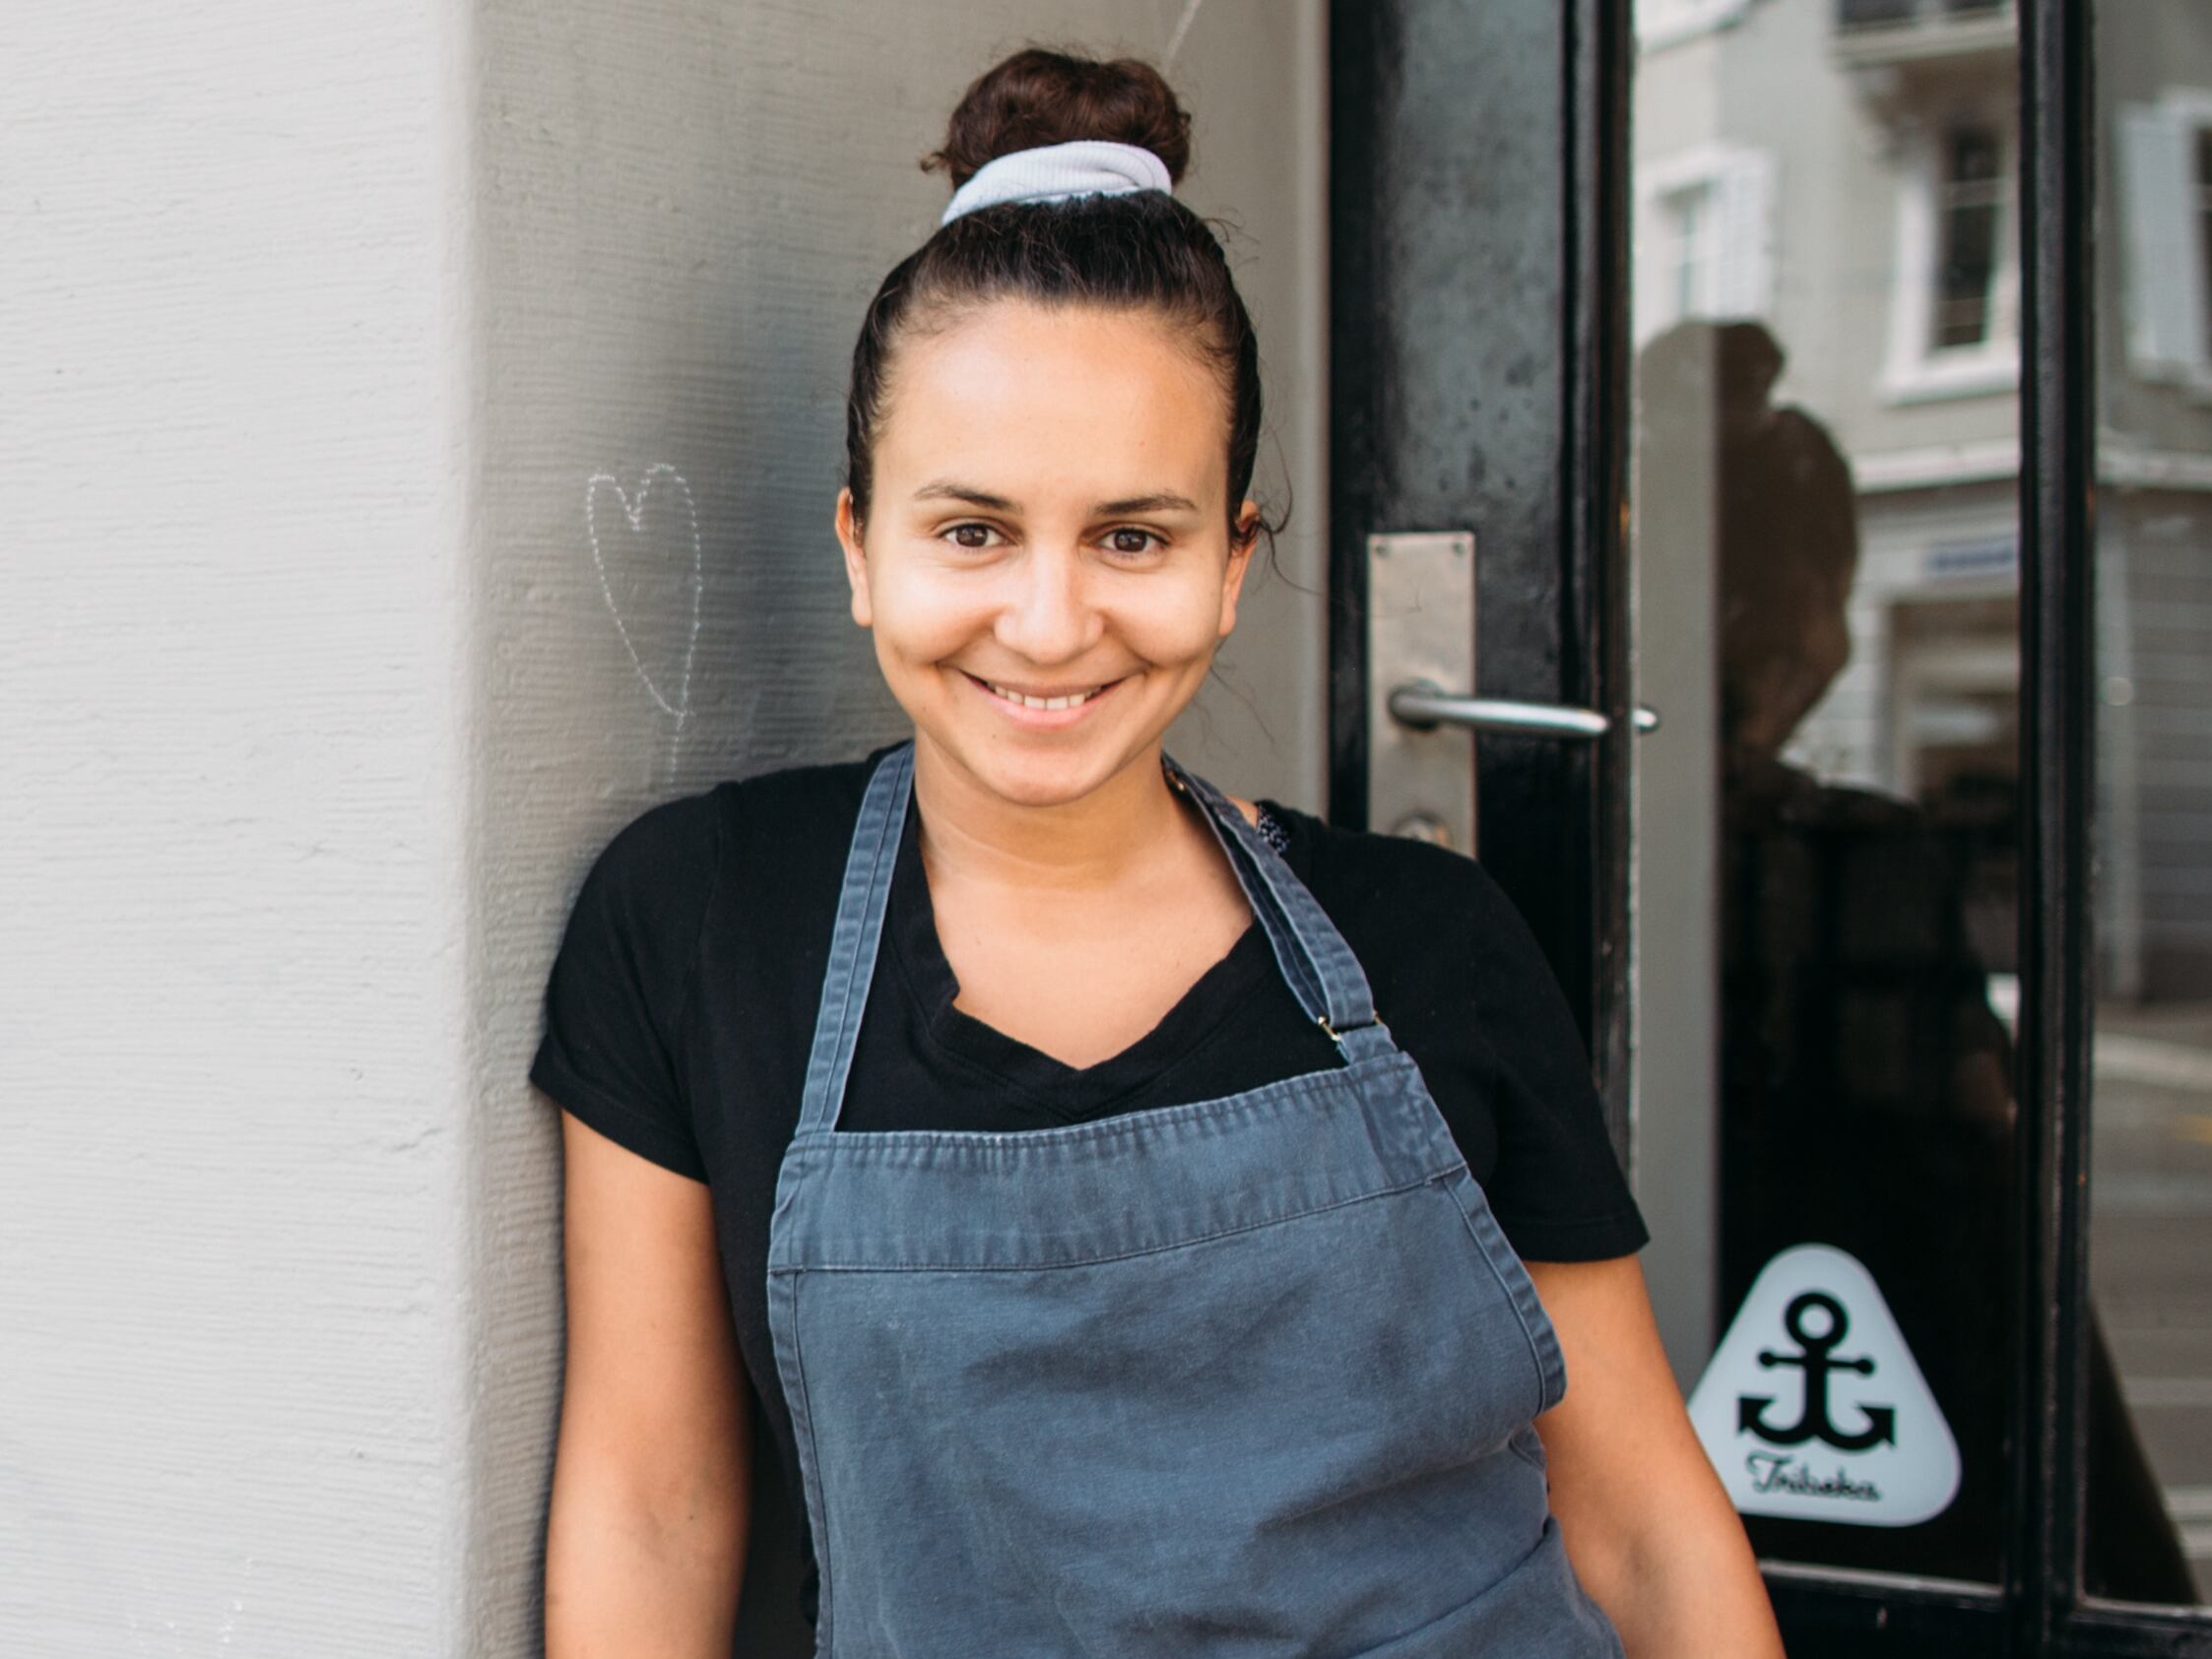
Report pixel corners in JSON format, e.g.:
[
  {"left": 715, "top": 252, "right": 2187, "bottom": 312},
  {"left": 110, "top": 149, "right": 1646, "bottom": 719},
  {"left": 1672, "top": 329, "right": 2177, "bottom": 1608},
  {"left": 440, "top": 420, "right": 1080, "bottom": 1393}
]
[
  {"left": 962, "top": 747, "right": 1119, "bottom": 808},
  {"left": 918, "top": 727, "right": 1158, "bottom": 810}
]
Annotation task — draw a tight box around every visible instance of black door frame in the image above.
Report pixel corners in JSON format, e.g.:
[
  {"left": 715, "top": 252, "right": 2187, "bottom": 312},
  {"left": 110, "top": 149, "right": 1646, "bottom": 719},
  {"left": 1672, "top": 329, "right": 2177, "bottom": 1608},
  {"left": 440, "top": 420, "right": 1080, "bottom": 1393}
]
[
  {"left": 1326, "top": 0, "right": 1628, "bottom": 1163},
  {"left": 1327, "top": 1, "right": 2211, "bottom": 1652}
]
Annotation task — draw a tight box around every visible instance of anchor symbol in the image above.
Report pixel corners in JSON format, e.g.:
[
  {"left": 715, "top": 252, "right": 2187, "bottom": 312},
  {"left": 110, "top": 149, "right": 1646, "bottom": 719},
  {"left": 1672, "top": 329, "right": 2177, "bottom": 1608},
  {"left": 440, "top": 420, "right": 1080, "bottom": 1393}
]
[{"left": 1737, "top": 1290, "right": 1896, "bottom": 1451}]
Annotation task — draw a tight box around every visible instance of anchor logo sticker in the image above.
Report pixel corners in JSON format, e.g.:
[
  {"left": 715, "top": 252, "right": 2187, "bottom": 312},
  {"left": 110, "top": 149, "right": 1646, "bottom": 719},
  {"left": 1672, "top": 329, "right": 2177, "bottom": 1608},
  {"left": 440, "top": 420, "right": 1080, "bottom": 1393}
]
[
  {"left": 1739, "top": 1291, "right": 1895, "bottom": 1450},
  {"left": 1688, "top": 1244, "right": 1960, "bottom": 1527}
]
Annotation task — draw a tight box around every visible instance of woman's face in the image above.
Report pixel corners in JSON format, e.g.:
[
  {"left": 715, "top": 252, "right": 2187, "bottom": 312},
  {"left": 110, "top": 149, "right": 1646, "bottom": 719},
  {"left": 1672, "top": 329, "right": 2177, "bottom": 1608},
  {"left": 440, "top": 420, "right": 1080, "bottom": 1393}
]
[{"left": 837, "top": 297, "right": 1259, "bottom": 809}]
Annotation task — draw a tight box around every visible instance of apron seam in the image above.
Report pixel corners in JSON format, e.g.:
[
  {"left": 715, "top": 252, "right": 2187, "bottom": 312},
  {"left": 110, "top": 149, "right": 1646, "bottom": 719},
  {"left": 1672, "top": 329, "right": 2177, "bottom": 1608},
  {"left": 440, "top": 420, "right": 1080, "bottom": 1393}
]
[
  {"left": 781, "top": 1050, "right": 1414, "bottom": 1155},
  {"left": 1441, "top": 1172, "right": 1565, "bottom": 1423},
  {"left": 769, "top": 1162, "right": 1465, "bottom": 1273},
  {"left": 770, "top": 1267, "right": 838, "bottom": 1654}
]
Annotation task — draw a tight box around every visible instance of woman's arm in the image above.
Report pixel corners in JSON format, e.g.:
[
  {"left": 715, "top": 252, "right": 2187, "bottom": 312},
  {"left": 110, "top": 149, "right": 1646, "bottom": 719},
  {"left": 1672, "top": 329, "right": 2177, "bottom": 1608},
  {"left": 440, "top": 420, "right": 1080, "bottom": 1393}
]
[
  {"left": 546, "top": 1110, "right": 752, "bottom": 1657},
  {"left": 1528, "top": 1255, "right": 1785, "bottom": 1658}
]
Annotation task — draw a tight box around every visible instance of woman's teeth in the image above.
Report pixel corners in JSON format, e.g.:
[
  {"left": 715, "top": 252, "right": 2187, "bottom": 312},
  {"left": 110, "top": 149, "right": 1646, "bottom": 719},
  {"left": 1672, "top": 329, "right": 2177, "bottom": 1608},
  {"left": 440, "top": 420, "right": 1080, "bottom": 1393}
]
[{"left": 986, "top": 679, "right": 1105, "bottom": 711}]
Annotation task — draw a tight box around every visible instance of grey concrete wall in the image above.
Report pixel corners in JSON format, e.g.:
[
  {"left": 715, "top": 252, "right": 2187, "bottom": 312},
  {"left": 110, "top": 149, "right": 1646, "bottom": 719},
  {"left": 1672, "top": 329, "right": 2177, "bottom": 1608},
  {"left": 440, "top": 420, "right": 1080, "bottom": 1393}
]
[
  {"left": 5, "top": 0, "right": 1324, "bottom": 1653},
  {"left": 4, "top": 1, "right": 481, "bottom": 1652},
  {"left": 473, "top": 0, "right": 1326, "bottom": 1651}
]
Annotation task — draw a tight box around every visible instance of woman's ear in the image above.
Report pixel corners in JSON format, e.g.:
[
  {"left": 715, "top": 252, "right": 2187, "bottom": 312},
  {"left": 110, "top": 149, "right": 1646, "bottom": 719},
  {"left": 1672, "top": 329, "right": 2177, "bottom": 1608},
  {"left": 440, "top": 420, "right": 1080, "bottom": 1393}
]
[
  {"left": 834, "top": 487, "right": 874, "bottom": 628},
  {"left": 1216, "top": 499, "right": 1263, "bottom": 639}
]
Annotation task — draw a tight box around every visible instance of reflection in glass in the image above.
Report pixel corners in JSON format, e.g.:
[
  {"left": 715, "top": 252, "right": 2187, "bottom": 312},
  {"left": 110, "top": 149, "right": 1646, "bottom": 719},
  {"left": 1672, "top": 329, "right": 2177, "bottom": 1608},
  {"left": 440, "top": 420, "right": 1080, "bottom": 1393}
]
[
  {"left": 2195, "top": 129, "right": 2212, "bottom": 350},
  {"left": 1933, "top": 125, "right": 2003, "bottom": 349},
  {"left": 1640, "top": 316, "right": 2019, "bottom": 1582},
  {"left": 2090, "top": 0, "right": 2212, "bottom": 1609},
  {"left": 1632, "top": 0, "right": 2198, "bottom": 1600}
]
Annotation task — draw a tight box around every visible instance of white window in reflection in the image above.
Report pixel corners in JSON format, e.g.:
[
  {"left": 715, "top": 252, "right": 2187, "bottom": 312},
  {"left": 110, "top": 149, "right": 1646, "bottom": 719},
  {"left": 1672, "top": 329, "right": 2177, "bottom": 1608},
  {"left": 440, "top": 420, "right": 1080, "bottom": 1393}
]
[
  {"left": 1636, "top": 0, "right": 1753, "bottom": 53},
  {"left": 1882, "top": 111, "right": 2020, "bottom": 401},
  {"left": 2116, "top": 87, "right": 2212, "bottom": 392},
  {"left": 1839, "top": 0, "right": 2006, "bottom": 23},
  {"left": 1662, "top": 183, "right": 1715, "bottom": 322},
  {"left": 2199, "top": 129, "right": 2212, "bottom": 351},
  {"left": 1931, "top": 124, "right": 2004, "bottom": 349},
  {"left": 1633, "top": 145, "right": 1774, "bottom": 346}
]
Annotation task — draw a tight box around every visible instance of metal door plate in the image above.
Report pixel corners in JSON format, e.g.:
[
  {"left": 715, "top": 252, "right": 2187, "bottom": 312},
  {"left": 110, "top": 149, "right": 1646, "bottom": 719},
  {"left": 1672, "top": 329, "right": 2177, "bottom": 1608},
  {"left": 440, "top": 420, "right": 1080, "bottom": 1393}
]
[{"left": 1366, "top": 531, "right": 1476, "bottom": 854}]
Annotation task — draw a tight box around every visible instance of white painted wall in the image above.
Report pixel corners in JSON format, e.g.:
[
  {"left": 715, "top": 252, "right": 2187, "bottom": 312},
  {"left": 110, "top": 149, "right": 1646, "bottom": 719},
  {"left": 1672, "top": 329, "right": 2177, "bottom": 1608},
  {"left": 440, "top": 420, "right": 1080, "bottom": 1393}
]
[
  {"left": 3, "top": 2, "right": 481, "bottom": 1652},
  {"left": 4, "top": 2, "right": 1325, "bottom": 1651}
]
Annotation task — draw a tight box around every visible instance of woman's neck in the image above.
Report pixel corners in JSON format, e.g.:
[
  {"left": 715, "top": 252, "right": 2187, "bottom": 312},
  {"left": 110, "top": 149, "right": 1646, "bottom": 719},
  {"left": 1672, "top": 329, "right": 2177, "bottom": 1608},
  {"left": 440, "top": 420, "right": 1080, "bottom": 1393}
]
[{"left": 909, "top": 736, "right": 1191, "bottom": 896}]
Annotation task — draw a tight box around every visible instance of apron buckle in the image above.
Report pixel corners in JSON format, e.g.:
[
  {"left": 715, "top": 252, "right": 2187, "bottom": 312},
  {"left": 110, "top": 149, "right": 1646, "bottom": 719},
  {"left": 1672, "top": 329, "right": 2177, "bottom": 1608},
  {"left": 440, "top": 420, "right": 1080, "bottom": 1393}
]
[{"left": 1318, "top": 1011, "right": 1387, "bottom": 1046}]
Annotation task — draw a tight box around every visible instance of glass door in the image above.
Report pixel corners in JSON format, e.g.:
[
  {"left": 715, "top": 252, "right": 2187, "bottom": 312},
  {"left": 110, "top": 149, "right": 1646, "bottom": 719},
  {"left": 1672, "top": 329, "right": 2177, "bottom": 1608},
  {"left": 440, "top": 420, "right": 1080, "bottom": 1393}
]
[
  {"left": 1338, "top": 0, "right": 2212, "bottom": 1649},
  {"left": 1625, "top": 0, "right": 2212, "bottom": 1649},
  {"left": 2082, "top": 0, "right": 2212, "bottom": 1632},
  {"left": 1631, "top": 0, "right": 2035, "bottom": 1605}
]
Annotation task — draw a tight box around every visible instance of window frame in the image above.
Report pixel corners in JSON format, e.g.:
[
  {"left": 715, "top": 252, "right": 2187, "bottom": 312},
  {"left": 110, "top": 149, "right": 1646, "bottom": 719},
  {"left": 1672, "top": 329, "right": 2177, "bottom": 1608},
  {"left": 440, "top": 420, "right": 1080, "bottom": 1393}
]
[
  {"left": 2116, "top": 87, "right": 2212, "bottom": 399},
  {"left": 1883, "top": 108, "right": 2023, "bottom": 403},
  {"left": 1631, "top": 142, "right": 1776, "bottom": 345}
]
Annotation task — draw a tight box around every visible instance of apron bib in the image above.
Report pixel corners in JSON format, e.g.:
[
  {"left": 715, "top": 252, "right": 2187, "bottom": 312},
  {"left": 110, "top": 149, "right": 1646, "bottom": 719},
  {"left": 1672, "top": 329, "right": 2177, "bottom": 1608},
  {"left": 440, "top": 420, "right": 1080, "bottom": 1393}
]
[{"left": 766, "top": 740, "right": 1625, "bottom": 1657}]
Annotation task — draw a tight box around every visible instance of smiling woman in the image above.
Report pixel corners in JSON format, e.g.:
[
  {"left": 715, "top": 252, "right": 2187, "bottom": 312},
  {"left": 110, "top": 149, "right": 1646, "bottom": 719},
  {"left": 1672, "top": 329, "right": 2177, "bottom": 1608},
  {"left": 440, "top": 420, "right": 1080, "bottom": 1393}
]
[
  {"left": 835, "top": 300, "right": 1258, "bottom": 808},
  {"left": 534, "top": 42, "right": 1778, "bottom": 1659}
]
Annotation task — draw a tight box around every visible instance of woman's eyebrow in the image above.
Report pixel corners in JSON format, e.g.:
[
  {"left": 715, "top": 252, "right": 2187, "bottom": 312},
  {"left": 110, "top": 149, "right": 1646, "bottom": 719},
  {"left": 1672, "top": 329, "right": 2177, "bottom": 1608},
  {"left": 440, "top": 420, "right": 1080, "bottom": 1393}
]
[
  {"left": 913, "top": 480, "right": 1018, "bottom": 510},
  {"left": 1094, "top": 491, "right": 1201, "bottom": 515},
  {"left": 911, "top": 482, "right": 1203, "bottom": 517}
]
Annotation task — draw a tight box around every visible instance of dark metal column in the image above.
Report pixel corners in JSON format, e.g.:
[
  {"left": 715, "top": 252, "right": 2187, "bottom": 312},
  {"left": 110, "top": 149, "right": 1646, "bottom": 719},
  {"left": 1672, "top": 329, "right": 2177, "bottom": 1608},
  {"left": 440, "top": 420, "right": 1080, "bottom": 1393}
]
[{"left": 2011, "top": 0, "right": 2096, "bottom": 1648}]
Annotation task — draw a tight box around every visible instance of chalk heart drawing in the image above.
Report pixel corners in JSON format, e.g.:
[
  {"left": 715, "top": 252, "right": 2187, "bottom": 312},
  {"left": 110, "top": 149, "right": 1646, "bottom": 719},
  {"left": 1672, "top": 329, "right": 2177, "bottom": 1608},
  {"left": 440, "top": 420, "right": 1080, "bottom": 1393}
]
[{"left": 586, "top": 464, "right": 704, "bottom": 722}]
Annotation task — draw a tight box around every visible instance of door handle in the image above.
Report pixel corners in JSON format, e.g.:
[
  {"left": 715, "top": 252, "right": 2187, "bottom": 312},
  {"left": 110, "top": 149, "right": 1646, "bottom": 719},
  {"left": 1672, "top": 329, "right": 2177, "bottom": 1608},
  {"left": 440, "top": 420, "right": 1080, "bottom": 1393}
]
[
  {"left": 1387, "top": 679, "right": 1661, "bottom": 739},
  {"left": 1366, "top": 529, "right": 1657, "bottom": 853}
]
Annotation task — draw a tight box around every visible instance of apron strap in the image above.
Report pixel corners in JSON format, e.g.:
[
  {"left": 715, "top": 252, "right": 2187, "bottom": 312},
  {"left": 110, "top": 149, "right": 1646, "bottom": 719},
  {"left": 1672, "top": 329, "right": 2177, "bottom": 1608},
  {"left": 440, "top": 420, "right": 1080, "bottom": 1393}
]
[
  {"left": 797, "top": 740, "right": 914, "bottom": 1135},
  {"left": 1163, "top": 753, "right": 1392, "bottom": 1063}
]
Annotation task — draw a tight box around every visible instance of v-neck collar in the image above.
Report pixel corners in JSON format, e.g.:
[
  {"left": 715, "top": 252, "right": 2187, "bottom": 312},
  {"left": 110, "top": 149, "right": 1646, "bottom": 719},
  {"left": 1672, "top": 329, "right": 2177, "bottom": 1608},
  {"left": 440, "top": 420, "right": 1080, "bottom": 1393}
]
[{"left": 881, "top": 779, "right": 1283, "bottom": 1117}]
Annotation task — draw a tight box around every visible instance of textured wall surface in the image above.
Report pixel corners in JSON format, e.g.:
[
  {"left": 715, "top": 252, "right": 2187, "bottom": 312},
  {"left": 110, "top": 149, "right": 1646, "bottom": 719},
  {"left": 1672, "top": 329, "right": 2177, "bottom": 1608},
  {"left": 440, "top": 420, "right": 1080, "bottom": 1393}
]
[
  {"left": 2, "top": 2, "right": 480, "bottom": 1653},
  {"left": 475, "top": 5, "right": 1325, "bottom": 1649}
]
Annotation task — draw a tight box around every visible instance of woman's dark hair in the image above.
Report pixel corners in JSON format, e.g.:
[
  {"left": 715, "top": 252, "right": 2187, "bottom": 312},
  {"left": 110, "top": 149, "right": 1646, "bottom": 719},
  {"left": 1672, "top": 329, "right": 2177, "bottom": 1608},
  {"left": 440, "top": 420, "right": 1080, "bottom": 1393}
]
[{"left": 843, "top": 48, "right": 1273, "bottom": 551}]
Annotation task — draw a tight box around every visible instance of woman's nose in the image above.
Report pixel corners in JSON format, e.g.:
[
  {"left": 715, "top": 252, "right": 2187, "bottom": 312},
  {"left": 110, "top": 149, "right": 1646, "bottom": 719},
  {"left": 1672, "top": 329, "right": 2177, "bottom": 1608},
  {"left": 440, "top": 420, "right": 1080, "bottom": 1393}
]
[{"left": 993, "top": 544, "right": 1101, "bottom": 663}]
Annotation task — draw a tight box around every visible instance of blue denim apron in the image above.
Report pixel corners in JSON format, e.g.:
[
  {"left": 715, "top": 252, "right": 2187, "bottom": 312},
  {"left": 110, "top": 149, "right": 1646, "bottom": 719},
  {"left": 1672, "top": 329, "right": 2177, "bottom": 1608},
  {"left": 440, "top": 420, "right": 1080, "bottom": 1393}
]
[{"left": 767, "top": 740, "right": 1625, "bottom": 1656}]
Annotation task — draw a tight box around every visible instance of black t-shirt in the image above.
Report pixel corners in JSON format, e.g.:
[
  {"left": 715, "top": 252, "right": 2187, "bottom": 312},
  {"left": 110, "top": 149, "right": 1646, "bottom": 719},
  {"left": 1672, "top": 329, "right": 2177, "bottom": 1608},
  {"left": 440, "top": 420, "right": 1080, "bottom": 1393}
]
[{"left": 530, "top": 743, "right": 1647, "bottom": 1617}]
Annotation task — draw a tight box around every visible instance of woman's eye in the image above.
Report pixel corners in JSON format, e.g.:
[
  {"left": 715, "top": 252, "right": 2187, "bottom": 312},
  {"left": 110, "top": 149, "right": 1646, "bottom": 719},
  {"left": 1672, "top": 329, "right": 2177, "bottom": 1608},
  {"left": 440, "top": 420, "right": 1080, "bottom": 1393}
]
[{"left": 1104, "top": 528, "right": 1161, "bottom": 556}]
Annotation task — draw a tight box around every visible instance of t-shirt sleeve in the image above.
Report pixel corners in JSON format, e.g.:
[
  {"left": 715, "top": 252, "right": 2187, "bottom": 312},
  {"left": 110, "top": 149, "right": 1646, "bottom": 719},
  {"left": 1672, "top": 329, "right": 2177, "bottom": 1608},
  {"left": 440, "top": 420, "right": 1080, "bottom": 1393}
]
[
  {"left": 1460, "top": 861, "right": 1649, "bottom": 1261},
  {"left": 528, "top": 792, "right": 721, "bottom": 1182},
  {"left": 1281, "top": 806, "right": 1650, "bottom": 1264}
]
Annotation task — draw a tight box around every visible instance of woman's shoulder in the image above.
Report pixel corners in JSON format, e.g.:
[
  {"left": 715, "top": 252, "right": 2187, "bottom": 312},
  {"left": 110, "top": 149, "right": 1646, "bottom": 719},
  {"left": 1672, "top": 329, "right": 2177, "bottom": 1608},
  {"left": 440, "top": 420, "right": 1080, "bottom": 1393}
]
[
  {"left": 708, "top": 745, "right": 888, "bottom": 837},
  {"left": 1259, "top": 798, "right": 1501, "bottom": 917},
  {"left": 1254, "top": 800, "right": 1564, "bottom": 1011},
  {"left": 1257, "top": 799, "right": 1641, "bottom": 1259},
  {"left": 578, "top": 744, "right": 896, "bottom": 912}
]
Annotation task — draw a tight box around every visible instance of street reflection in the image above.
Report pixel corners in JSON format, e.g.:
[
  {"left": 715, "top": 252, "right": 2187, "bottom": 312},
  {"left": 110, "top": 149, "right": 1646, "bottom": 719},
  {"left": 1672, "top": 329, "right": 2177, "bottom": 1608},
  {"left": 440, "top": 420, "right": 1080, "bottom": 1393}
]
[{"left": 2089, "top": 0, "right": 2212, "bottom": 1608}]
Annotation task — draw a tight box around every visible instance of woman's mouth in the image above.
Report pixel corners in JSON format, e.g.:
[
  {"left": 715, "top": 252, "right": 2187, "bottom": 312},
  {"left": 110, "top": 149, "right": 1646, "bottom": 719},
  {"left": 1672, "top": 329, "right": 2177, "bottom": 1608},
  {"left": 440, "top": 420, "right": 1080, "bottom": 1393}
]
[{"left": 961, "top": 670, "right": 1125, "bottom": 721}]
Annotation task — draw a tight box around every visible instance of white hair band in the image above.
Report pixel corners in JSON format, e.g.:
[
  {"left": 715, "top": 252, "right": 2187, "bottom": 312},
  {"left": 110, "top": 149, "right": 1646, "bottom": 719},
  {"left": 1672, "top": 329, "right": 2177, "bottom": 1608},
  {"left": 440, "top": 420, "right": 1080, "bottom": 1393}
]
[{"left": 940, "top": 139, "right": 1173, "bottom": 225}]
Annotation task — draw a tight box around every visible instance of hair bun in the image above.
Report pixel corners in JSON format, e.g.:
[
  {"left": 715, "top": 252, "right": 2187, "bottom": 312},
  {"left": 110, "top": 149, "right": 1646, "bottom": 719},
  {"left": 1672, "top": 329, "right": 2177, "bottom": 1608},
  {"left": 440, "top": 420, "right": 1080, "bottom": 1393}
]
[{"left": 924, "top": 48, "right": 1192, "bottom": 188}]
